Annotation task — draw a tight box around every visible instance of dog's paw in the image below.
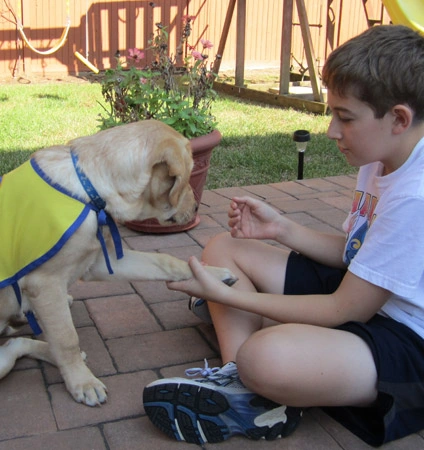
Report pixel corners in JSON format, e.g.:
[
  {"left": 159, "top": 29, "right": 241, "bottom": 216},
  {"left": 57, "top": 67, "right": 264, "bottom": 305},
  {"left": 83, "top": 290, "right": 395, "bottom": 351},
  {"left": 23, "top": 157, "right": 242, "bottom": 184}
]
[
  {"left": 0, "top": 339, "right": 19, "bottom": 379},
  {"left": 204, "top": 266, "right": 238, "bottom": 286},
  {"left": 64, "top": 365, "right": 108, "bottom": 406},
  {"left": 71, "top": 376, "right": 108, "bottom": 406}
]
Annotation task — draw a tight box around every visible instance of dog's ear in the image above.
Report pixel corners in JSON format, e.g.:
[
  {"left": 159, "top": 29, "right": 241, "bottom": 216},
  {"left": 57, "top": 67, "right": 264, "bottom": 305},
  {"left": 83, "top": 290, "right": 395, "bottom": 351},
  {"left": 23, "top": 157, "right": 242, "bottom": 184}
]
[
  {"left": 164, "top": 143, "right": 193, "bottom": 207},
  {"left": 168, "top": 174, "right": 185, "bottom": 207}
]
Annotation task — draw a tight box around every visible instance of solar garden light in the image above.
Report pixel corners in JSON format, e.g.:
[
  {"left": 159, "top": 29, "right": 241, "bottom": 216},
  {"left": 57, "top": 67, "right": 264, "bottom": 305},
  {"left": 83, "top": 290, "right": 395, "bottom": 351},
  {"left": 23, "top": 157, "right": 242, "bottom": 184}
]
[{"left": 293, "top": 130, "right": 310, "bottom": 180}]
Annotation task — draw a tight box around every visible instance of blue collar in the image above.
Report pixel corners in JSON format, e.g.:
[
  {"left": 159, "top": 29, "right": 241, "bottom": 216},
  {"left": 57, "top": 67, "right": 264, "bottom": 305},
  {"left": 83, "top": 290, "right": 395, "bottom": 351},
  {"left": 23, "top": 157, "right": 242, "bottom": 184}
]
[{"left": 71, "top": 150, "right": 123, "bottom": 274}]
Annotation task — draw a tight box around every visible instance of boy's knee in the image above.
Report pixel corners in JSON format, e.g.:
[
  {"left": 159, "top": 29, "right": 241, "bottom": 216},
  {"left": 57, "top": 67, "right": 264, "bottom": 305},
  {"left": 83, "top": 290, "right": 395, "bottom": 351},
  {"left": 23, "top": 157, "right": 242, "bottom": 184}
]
[
  {"left": 237, "top": 329, "right": 275, "bottom": 388},
  {"left": 205, "top": 232, "right": 232, "bottom": 250},
  {"left": 203, "top": 232, "right": 235, "bottom": 263},
  {"left": 236, "top": 325, "right": 301, "bottom": 391}
]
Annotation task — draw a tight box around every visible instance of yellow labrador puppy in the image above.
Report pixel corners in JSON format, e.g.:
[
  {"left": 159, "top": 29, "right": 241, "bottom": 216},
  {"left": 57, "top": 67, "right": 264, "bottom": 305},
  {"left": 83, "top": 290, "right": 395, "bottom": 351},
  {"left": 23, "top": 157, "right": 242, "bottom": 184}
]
[{"left": 0, "top": 120, "right": 235, "bottom": 406}]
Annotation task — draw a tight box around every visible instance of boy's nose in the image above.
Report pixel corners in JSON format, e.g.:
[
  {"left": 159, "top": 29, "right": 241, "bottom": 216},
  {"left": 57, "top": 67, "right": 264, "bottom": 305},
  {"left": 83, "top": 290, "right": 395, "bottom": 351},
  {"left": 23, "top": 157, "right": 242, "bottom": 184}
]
[{"left": 326, "top": 118, "right": 342, "bottom": 140}]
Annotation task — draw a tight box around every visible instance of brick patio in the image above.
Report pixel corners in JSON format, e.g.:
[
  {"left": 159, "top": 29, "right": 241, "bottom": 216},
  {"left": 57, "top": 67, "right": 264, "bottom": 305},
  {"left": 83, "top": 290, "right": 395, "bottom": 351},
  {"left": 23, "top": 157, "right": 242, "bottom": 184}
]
[{"left": 1, "top": 176, "right": 423, "bottom": 450}]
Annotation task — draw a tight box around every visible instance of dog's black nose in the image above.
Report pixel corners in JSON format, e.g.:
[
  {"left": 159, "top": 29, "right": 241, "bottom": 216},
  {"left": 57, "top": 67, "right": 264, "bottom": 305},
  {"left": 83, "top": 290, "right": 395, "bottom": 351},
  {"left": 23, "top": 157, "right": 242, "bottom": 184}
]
[{"left": 167, "top": 215, "right": 177, "bottom": 224}]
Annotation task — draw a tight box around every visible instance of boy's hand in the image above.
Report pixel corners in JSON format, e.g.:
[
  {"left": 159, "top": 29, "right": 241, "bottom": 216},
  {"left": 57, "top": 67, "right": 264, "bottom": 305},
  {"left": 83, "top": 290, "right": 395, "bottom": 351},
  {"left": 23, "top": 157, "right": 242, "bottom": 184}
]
[
  {"left": 166, "top": 256, "right": 231, "bottom": 301},
  {"left": 228, "top": 196, "right": 282, "bottom": 240}
]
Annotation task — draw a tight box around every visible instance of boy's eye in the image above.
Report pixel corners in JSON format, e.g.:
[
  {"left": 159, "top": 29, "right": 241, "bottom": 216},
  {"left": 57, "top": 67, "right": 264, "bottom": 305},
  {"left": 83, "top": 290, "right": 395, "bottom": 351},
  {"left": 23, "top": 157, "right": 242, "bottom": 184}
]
[
  {"left": 328, "top": 108, "right": 354, "bottom": 123},
  {"left": 334, "top": 112, "right": 353, "bottom": 122}
]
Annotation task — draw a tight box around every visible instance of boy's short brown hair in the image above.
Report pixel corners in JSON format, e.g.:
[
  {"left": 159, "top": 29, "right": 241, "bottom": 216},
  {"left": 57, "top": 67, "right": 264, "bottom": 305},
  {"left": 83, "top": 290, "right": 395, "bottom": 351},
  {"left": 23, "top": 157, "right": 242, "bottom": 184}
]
[{"left": 322, "top": 25, "right": 424, "bottom": 120}]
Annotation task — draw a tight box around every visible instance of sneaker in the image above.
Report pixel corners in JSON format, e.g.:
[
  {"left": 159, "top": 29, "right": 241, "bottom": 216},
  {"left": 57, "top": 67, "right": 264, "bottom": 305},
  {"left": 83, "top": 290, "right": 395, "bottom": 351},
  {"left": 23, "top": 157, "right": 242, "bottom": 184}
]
[
  {"left": 188, "top": 296, "right": 212, "bottom": 324},
  {"left": 188, "top": 277, "right": 238, "bottom": 325},
  {"left": 143, "top": 361, "right": 302, "bottom": 445}
]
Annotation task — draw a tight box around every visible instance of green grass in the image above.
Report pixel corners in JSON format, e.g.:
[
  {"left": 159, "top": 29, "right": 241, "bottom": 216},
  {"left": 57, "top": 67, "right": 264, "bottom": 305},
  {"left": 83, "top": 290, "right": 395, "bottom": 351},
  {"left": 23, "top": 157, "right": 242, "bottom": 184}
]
[
  {"left": 0, "top": 83, "right": 104, "bottom": 173},
  {"left": 207, "top": 97, "right": 356, "bottom": 188},
  {"left": 0, "top": 81, "right": 357, "bottom": 187}
]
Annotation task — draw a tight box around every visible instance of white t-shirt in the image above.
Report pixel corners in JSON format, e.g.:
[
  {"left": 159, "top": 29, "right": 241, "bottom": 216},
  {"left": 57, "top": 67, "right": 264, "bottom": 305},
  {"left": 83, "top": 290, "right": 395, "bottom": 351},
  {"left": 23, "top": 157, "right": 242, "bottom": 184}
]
[{"left": 343, "top": 137, "right": 424, "bottom": 339}]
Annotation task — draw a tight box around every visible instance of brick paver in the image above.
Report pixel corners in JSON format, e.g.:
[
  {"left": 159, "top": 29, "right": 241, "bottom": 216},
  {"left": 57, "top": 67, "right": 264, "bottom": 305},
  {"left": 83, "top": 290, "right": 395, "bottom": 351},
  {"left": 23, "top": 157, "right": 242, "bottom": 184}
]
[{"left": 1, "top": 177, "right": 423, "bottom": 449}]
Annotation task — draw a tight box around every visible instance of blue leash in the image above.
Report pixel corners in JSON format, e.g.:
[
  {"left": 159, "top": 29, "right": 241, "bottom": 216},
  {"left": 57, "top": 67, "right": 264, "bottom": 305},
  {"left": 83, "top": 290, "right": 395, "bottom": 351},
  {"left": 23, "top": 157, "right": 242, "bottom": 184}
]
[
  {"left": 70, "top": 150, "right": 124, "bottom": 274},
  {"left": 12, "top": 282, "right": 42, "bottom": 335}
]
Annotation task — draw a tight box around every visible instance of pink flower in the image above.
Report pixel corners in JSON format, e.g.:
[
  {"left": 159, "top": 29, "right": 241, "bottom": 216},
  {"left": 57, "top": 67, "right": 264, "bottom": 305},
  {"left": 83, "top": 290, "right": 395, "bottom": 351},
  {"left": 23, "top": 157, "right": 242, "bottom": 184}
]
[
  {"left": 128, "top": 48, "right": 144, "bottom": 61},
  {"left": 191, "top": 51, "right": 204, "bottom": 61},
  {"left": 201, "top": 39, "right": 213, "bottom": 49},
  {"left": 140, "top": 77, "right": 148, "bottom": 84}
]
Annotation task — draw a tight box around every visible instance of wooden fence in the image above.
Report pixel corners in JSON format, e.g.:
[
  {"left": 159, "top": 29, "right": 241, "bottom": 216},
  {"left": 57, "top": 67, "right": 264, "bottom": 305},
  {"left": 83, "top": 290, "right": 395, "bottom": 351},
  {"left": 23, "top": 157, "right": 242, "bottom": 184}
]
[{"left": 0, "top": 0, "right": 390, "bottom": 78}]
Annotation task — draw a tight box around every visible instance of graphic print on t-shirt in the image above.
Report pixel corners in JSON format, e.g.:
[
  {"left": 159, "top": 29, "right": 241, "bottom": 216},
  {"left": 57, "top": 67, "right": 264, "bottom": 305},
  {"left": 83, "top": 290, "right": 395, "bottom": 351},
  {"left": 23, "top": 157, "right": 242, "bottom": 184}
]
[{"left": 344, "top": 190, "right": 378, "bottom": 265}]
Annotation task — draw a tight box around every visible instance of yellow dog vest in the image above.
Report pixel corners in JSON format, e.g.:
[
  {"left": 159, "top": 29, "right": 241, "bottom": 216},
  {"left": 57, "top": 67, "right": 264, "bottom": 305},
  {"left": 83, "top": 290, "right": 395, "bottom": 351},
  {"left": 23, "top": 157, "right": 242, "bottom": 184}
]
[{"left": 0, "top": 159, "right": 92, "bottom": 288}]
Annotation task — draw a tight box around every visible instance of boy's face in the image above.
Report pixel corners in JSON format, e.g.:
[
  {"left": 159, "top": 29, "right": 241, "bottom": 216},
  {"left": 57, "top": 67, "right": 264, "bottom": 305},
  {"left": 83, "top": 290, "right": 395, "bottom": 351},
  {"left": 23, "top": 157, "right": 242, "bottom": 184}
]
[{"left": 326, "top": 90, "right": 395, "bottom": 169}]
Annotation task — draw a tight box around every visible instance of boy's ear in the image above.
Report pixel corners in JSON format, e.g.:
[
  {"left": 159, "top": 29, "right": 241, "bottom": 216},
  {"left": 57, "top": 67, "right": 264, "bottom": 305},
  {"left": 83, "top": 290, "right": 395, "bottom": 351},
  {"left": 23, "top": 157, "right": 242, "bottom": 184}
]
[{"left": 391, "top": 104, "right": 414, "bottom": 135}]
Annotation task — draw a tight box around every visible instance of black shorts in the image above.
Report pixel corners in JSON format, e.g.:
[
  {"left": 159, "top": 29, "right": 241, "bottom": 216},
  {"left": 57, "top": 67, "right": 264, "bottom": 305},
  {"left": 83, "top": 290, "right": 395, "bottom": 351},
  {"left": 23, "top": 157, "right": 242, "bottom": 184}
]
[{"left": 284, "top": 251, "right": 424, "bottom": 447}]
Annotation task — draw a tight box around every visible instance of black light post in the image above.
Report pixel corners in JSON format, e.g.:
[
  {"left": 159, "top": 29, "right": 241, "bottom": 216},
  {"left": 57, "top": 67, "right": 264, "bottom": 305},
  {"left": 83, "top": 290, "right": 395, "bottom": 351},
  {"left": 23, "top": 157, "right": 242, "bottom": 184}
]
[{"left": 293, "top": 130, "right": 310, "bottom": 180}]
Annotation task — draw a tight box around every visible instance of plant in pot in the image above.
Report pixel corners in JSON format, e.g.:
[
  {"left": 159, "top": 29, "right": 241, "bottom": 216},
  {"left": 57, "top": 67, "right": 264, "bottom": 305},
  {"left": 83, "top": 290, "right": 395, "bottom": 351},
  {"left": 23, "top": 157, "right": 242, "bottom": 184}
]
[{"left": 98, "top": 13, "right": 222, "bottom": 233}]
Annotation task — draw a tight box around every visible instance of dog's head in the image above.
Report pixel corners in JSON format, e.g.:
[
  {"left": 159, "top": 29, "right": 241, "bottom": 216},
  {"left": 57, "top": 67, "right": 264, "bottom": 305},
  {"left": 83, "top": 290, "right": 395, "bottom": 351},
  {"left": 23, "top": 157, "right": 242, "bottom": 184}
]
[
  {"left": 138, "top": 131, "right": 197, "bottom": 225},
  {"left": 69, "top": 120, "right": 197, "bottom": 225}
]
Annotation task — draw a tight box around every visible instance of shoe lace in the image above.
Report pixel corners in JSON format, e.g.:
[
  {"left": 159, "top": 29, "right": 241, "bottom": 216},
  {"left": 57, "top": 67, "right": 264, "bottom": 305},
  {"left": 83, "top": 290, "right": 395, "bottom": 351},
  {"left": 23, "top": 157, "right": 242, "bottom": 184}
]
[
  {"left": 185, "top": 358, "right": 220, "bottom": 377},
  {"left": 185, "top": 360, "right": 245, "bottom": 388}
]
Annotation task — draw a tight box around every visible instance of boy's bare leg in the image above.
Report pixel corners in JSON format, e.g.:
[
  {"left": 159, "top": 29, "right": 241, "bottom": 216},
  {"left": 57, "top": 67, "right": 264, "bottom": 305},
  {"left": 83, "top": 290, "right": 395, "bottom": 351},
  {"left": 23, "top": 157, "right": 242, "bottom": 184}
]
[
  {"left": 202, "top": 233, "right": 378, "bottom": 408},
  {"left": 202, "top": 232, "right": 290, "bottom": 363},
  {"left": 237, "top": 323, "right": 378, "bottom": 407}
]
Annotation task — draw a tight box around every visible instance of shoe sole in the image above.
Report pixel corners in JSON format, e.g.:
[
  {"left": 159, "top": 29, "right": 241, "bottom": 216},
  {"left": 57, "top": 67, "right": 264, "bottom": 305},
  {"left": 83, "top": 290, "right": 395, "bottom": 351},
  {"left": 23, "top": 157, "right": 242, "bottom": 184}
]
[{"left": 143, "top": 382, "right": 301, "bottom": 444}]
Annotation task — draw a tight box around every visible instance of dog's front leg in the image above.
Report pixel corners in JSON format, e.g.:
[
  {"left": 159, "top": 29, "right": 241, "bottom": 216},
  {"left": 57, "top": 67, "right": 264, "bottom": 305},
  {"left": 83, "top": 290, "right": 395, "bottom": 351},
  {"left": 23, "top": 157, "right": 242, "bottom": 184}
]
[
  {"left": 83, "top": 249, "right": 237, "bottom": 284},
  {"left": 27, "top": 282, "right": 107, "bottom": 406}
]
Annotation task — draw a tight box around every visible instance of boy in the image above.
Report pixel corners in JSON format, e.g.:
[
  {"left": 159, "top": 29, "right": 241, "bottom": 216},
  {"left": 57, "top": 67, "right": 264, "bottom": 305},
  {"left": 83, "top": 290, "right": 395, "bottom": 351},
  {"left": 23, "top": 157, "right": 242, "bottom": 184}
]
[{"left": 143, "top": 25, "right": 424, "bottom": 447}]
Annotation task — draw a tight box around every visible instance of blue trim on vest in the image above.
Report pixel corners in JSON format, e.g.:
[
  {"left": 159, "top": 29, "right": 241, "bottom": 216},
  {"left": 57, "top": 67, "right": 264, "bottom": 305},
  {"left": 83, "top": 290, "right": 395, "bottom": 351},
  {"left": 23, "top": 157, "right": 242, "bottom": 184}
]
[
  {"left": 1, "top": 161, "right": 93, "bottom": 335},
  {"left": 31, "top": 158, "right": 87, "bottom": 203},
  {"left": 0, "top": 206, "right": 92, "bottom": 290},
  {"left": 0, "top": 158, "right": 93, "bottom": 289},
  {"left": 2, "top": 156, "right": 124, "bottom": 335}
]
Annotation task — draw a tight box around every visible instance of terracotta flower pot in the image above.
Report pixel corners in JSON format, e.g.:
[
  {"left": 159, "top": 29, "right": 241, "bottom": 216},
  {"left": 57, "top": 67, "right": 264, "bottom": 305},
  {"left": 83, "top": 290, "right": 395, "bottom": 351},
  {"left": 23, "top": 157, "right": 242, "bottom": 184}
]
[{"left": 125, "top": 129, "right": 222, "bottom": 233}]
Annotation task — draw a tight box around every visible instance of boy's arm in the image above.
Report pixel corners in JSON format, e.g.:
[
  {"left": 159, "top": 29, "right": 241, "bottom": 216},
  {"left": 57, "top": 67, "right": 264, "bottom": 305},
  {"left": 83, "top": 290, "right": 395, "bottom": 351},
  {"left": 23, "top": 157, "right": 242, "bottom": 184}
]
[
  {"left": 229, "top": 196, "right": 347, "bottom": 269},
  {"left": 274, "top": 217, "right": 347, "bottom": 269},
  {"left": 276, "top": 219, "right": 347, "bottom": 269},
  {"left": 223, "top": 271, "right": 390, "bottom": 327},
  {"left": 172, "top": 257, "right": 390, "bottom": 327}
]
